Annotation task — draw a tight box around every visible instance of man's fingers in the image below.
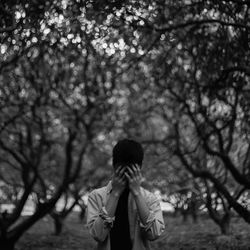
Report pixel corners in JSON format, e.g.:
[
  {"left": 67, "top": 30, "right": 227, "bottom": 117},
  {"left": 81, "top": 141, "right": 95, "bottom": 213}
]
[
  {"left": 134, "top": 164, "right": 142, "bottom": 177},
  {"left": 124, "top": 173, "right": 131, "bottom": 182},
  {"left": 130, "top": 164, "right": 138, "bottom": 175},
  {"left": 134, "top": 163, "right": 140, "bottom": 172},
  {"left": 115, "top": 165, "right": 122, "bottom": 174},
  {"left": 119, "top": 172, "right": 126, "bottom": 180},
  {"left": 136, "top": 164, "right": 141, "bottom": 172},
  {"left": 121, "top": 175, "right": 127, "bottom": 184},
  {"left": 127, "top": 167, "right": 135, "bottom": 176},
  {"left": 134, "top": 164, "right": 139, "bottom": 174},
  {"left": 126, "top": 169, "right": 134, "bottom": 180},
  {"left": 116, "top": 166, "right": 125, "bottom": 176},
  {"left": 118, "top": 168, "right": 126, "bottom": 177}
]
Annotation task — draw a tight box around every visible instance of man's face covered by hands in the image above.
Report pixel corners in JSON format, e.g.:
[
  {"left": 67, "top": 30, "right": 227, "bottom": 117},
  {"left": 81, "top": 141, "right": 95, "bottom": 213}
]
[
  {"left": 112, "top": 139, "right": 144, "bottom": 195},
  {"left": 113, "top": 163, "right": 130, "bottom": 186},
  {"left": 119, "top": 163, "right": 133, "bottom": 186},
  {"left": 112, "top": 162, "right": 143, "bottom": 196}
]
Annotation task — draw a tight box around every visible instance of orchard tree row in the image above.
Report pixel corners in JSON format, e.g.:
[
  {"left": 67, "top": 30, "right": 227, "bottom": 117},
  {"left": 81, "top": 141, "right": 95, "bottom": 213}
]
[{"left": 0, "top": 1, "right": 250, "bottom": 249}]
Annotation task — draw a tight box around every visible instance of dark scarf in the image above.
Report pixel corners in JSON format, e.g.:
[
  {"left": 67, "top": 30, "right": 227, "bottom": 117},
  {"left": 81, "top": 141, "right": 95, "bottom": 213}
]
[{"left": 110, "top": 187, "right": 132, "bottom": 250}]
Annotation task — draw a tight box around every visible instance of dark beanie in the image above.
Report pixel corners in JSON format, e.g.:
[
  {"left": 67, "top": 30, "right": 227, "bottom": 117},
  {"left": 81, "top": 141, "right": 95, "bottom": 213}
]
[{"left": 112, "top": 139, "right": 144, "bottom": 168}]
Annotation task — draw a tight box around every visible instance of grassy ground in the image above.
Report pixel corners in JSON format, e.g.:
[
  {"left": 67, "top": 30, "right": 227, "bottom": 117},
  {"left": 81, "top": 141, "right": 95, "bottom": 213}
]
[{"left": 17, "top": 213, "right": 250, "bottom": 250}]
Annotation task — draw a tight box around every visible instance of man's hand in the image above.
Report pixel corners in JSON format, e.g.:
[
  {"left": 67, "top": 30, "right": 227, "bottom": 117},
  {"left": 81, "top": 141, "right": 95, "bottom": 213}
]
[
  {"left": 124, "top": 164, "right": 143, "bottom": 197},
  {"left": 111, "top": 165, "right": 127, "bottom": 197}
]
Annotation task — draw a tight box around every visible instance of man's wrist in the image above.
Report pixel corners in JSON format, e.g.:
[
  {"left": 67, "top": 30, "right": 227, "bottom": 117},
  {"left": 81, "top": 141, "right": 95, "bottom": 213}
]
[
  {"left": 132, "top": 187, "right": 141, "bottom": 197},
  {"left": 111, "top": 190, "right": 120, "bottom": 199}
]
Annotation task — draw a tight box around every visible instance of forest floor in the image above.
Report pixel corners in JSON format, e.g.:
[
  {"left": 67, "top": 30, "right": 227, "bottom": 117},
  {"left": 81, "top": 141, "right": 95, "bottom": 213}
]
[{"left": 17, "top": 212, "right": 250, "bottom": 250}]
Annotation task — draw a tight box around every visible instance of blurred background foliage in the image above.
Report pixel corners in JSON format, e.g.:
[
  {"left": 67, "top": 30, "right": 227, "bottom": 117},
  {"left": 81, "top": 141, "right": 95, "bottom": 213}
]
[{"left": 0, "top": 0, "right": 250, "bottom": 249}]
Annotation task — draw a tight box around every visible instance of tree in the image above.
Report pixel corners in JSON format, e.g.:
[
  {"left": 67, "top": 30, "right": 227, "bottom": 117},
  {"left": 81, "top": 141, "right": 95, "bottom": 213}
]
[
  {"left": 0, "top": 1, "right": 124, "bottom": 248},
  {"left": 1, "top": 0, "right": 250, "bottom": 246},
  {"left": 204, "top": 180, "right": 232, "bottom": 235},
  {"left": 104, "top": 0, "right": 250, "bottom": 231},
  {"left": 129, "top": 0, "right": 250, "bottom": 223},
  {"left": 49, "top": 141, "right": 112, "bottom": 235}
]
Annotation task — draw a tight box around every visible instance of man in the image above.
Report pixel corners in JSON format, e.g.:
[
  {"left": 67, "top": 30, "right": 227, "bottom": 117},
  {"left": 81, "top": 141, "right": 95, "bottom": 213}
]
[{"left": 86, "top": 139, "right": 165, "bottom": 250}]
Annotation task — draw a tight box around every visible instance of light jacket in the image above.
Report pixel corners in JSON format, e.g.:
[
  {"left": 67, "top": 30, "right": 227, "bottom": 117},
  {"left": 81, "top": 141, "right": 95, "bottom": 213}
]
[{"left": 86, "top": 181, "right": 165, "bottom": 250}]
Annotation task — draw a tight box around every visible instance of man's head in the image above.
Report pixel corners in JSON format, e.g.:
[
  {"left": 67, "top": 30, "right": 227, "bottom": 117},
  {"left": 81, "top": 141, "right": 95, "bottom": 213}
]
[{"left": 112, "top": 139, "right": 144, "bottom": 170}]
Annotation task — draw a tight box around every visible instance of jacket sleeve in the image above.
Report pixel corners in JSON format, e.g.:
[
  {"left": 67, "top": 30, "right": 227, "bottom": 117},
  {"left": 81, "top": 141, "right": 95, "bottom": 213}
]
[
  {"left": 86, "top": 190, "right": 115, "bottom": 242},
  {"left": 139, "top": 194, "right": 165, "bottom": 241}
]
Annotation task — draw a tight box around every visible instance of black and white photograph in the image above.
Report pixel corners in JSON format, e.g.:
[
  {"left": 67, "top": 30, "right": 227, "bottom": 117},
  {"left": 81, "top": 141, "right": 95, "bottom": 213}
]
[{"left": 0, "top": 1, "right": 250, "bottom": 250}]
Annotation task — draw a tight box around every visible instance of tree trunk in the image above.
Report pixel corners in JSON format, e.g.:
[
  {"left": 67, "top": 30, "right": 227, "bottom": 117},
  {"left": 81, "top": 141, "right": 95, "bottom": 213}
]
[
  {"left": 181, "top": 209, "right": 188, "bottom": 222},
  {"left": 189, "top": 200, "right": 198, "bottom": 223},
  {"left": 219, "top": 215, "right": 231, "bottom": 235},
  {"left": 0, "top": 238, "right": 16, "bottom": 250},
  {"left": 53, "top": 214, "right": 64, "bottom": 235},
  {"left": 173, "top": 207, "right": 180, "bottom": 217},
  {"left": 191, "top": 209, "right": 198, "bottom": 223},
  {"left": 79, "top": 206, "right": 86, "bottom": 222}
]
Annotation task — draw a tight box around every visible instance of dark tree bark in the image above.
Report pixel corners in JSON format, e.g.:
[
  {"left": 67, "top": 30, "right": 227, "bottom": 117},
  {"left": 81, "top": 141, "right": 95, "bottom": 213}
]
[
  {"left": 50, "top": 191, "right": 79, "bottom": 235},
  {"left": 189, "top": 200, "right": 199, "bottom": 223},
  {"left": 0, "top": 238, "right": 15, "bottom": 250},
  {"left": 0, "top": 130, "right": 85, "bottom": 248},
  {"left": 220, "top": 214, "right": 231, "bottom": 235},
  {"left": 52, "top": 214, "right": 64, "bottom": 236},
  {"left": 78, "top": 204, "right": 86, "bottom": 222},
  {"left": 205, "top": 181, "right": 232, "bottom": 235},
  {"left": 181, "top": 208, "right": 188, "bottom": 222}
]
